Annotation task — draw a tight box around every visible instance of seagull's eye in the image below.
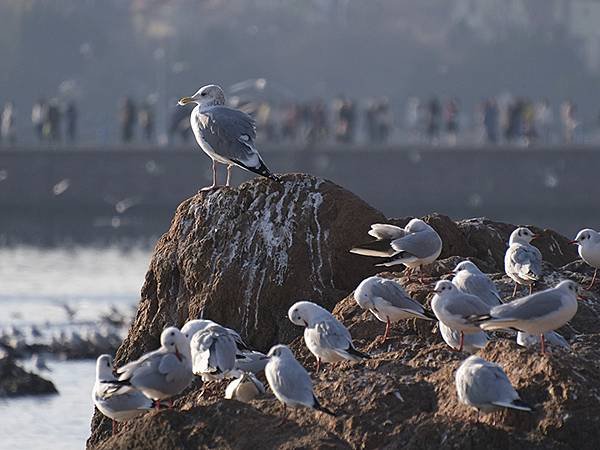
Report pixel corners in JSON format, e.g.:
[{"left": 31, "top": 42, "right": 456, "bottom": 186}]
[
  {"left": 170, "top": 332, "right": 175, "bottom": 336},
  {"left": 170, "top": 342, "right": 174, "bottom": 346},
  {"left": 201, "top": 92, "right": 207, "bottom": 97}
]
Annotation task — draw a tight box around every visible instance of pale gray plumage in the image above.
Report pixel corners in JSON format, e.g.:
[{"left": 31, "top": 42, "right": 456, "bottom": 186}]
[
  {"left": 505, "top": 227, "right": 542, "bottom": 286},
  {"left": 455, "top": 355, "right": 532, "bottom": 413},
  {"left": 116, "top": 327, "right": 193, "bottom": 401},
  {"left": 234, "top": 350, "right": 268, "bottom": 374},
  {"left": 516, "top": 331, "right": 570, "bottom": 350},
  {"left": 264, "top": 345, "right": 335, "bottom": 416},
  {"left": 431, "top": 281, "right": 491, "bottom": 332},
  {"left": 93, "top": 355, "right": 154, "bottom": 422},
  {"left": 225, "top": 372, "right": 265, "bottom": 402},
  {"left": 190, "top": 324, "right": 238, "bottom": 380},
  {"left": 439, "top": 322, "right": 488, "bottom": 353},
  {"left": 452, "top": 261, "right": 502, "bottom": 307}
]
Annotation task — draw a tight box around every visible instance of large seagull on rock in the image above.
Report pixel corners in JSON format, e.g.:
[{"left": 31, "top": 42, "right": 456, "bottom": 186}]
[{"left": 179, "top": 84, "right": 280, "bottom": 190}]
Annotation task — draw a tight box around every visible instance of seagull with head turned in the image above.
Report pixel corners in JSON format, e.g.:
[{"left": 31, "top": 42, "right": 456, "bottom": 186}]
[
  {"left": 452, "top": 260, "right": 503, "bottom": 307},
  {"left": 431, "top": 280, "right": 491, "bottom": 352},
  {"left": 353, "top": 276, "right": 435, "bottom": 343},
  {"left": 350, "top": 219, "right": 442, "bottom": 279},
  {"left": 570, "top": 228, "right": 600, "bottom": 289},
  {"left": 455, "top": 355, "right": 532, "bottom": 421},
  {"left": 504, "top": 227, "right": 542, "bottom": 298},
  {"left": 178, "top": 84, "right": 280, "bottom": 190}
]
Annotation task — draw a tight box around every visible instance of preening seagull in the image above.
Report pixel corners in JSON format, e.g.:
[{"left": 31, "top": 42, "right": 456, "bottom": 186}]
[
  {"left": 350, "top": 219, "right": 442, "bottom": 276},
  {"left": 570, "top": 228, "right": 600, "bottom": 289},
  {"left": 504, "top": 227, "right": 542, "bottom": 297},
  {"left": 93, "top": 354, "right": 156, "bottom": 435},
  {"left": 354, "top": 276, "right": 434, "bottom": 342},
  {"left": 178, "top": 84, "right": 280, "bottom": 189},
  {"left": 190, "top": 324, "right": 238, "bottom": 381},
  {"left": 452, "top": 260, "right": 503, "bottom": 307},
  {"left": 115, "top": 327, "right": 193, "bottom": 404},
  {"left": 455, "top": 355, "right": 532, "bottom": 418},
  {"left": 288, "top": 300, "right": 369, "bottom": 372}
]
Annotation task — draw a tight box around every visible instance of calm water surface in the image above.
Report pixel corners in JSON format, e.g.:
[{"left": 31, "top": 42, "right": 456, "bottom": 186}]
[{"left": 0, "top": 246, "right": 151, "bottom": 449}]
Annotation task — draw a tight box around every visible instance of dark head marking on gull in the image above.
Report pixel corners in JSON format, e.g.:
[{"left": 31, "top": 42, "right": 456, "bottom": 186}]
[{"left": 178, "top": 84, "right": 280, "bottom": 190}]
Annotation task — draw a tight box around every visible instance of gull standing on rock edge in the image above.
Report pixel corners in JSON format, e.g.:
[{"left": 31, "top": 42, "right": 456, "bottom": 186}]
[
  {"left": 350, "top": 219, "right": 442, "bottom": 278},
  {"left": 354, "top": 276, "right": 435, "bottom": 342},
  {"left": 505, "top": 227, "right": 542, "bottom": 297},
  {"left": 431, "top": 280, "right": 491, "bottom": 352},
  {"left": 93, "top": 355, "right": 156, "bottom": 435},
  {"left": 471, "top": 280, "right": 580, "bottom": 354},
  {"left": 115, "top": 327, "right": 193, "bottom": 406},
  {"left": 178, "top": 84, "right": 280, "bottom": 190},
  {"left": 288, "top": 300, "right": 370, "bottom": 372},
  {"left": 455, "top": 355, "right": 532, "bottom": 419},
  {"left": 264, "top": 345, "right": 336, "bottom": 421},
  {"left": 570, "top": 228, "right": 600, "bottom": 289}
]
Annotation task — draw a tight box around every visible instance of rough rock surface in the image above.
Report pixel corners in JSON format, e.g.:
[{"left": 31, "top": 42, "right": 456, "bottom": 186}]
[
  {"left": 88, "top": 174, "right": 599, "bottom": 449},
  {"left": 0, "top": 355, "right": 58, "bottom": 397}
]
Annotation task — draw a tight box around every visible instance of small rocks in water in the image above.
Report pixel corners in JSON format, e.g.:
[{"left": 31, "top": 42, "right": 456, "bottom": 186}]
[{"left": 0, "top": 354, "right": 57, "bottom": 397}]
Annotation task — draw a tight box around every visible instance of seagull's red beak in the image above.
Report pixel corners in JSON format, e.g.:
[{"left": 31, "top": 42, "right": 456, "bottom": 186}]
[
  {"left": 531, "top": 234, "right": 541, "bottom": 240},
  {"left": 175, "top": 347, "right": 183, "bottom": 362},
  {"left": 568, "top": 240, "right": 578, "bottom": 245}
]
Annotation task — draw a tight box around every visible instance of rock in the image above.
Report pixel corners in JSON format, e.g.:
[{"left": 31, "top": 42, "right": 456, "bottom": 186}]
[
  {"left": 0, "top": 355, "right": 58, "bottom": 397},
  {"left": 88, "top": 175, "right": 599, "bottom": 449}
]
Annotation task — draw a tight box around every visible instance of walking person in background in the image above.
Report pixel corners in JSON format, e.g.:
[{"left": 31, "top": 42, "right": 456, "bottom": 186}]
[
  {"left": 535, "top": 99, "right": 554, "bottom": 143},
  {"left": 483, "top": 98, "right": 499, "bottom": 144},
  {"left": 561, "top": 100, "right": 578, "bottom": 144},
  {"left": 118, "top": 97, "right": 137, "bottom": 144},
  {"left": 1, "top": 101, "right": 16, "bottom": 145},
  {"left": 426, "top": 97, "right": 441, "bottom": 144},
  {"left": 444, "top": 98, "right": 459, "bottom": 146},
  {"left": 46, "top": 99, "right": 62, "bottom": 143},
  {"left": 65, "top": 101, "right": 78, "bottom": 144},
  {"left": 138, "top": 99, "right": 155, "bottom": 143},
  {"left": 31, "top": 98, "right": 47, "bottom": 142}
]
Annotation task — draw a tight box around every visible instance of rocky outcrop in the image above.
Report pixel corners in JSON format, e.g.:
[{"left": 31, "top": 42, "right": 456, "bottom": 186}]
[
  {"left": 0, "top": 355, "right": 58, "bottom": 397},
  {"left": 88, "top": 174, "right": 599, "bottom": 449}
]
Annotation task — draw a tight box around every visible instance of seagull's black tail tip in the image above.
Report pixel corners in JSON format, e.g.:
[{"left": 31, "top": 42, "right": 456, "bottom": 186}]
[
  {"left": 314, "top": 396, "right": 337, "bottom": 417},
  {"left": 255, "top": 161, "right": 281, "bottom": 183},
  {"left": 347, "top": 346, "right": 371, "bottom": 360}
]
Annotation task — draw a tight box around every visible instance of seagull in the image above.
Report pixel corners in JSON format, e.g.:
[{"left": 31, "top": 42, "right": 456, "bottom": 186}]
[
  {"left": 115, "top": 327, "right": 193, "bottom": 405},
  {"left": 516, "top": 331, "right": 570, "bottom": 351},
  {"left": 354, "top": 276, "right": 434, "bottom": 342},
  {"left": 225, "top": 372, "right": 265, "bottom": 403},
  {"left": 570, "top": 228, "right": 600, "bottom": 289},
  {"left": 264, "top": 345, "right": 336, "bottom": 422},
  {"left": 349, "top": 219, "right": 442, "bottom": 277},
  {"left": 93, "top": 355, "right": 156, "bottom": 435},
  {"left": 455, "top": 355, "right": 532, "bottom": 420},
  {"left": 471, "top": 280, "right": 579, "bottom": 354},
  {"left": 190, "top": 324, "right": 238, "bottom": 381},
  {"left": 438, "top": 321, "right": 488, "bottom": 354},
  {"left": 288, "top": 300, "right": 369, "bottom": 372},
  {"left": 504, "top": 227, "right": 542, "bottom": 297},
  {"left": 452, "top": 260, "right": 503, "bottom": 307},
  {"left": 181, "top": 319, "right": 250, "bottom": 351},
  {"left": 431, "top": 280, "right": 491, "bottom": 352},
  {"left": 178, "top": 84, "right": 280, "bottom": 190}
]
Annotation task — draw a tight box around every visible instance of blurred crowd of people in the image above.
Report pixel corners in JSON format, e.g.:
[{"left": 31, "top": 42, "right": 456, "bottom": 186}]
[{"left": 0, "top": 94, "right": 591, "bottom": 147}]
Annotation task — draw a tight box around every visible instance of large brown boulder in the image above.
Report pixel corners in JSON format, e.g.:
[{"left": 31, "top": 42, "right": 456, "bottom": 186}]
[{"left": 88, "top": 174, "right": 597, "bottom": 449}]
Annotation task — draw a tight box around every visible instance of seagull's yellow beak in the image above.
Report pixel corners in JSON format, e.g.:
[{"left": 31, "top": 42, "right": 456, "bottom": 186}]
[{"left": 178, "top": 96, "right": 194, "bottom": 106}]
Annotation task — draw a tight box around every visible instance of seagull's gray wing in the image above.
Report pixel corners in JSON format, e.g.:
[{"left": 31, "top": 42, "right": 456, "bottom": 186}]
[
  {"left": 455, "top": 274, "right": 502, "bottom": 307},
  {"left": 158, "top": 353, "right": 183, "bottom": 383},
  {"left": 368, "top": 224, "right": 407, "bottom": 240},
  {"left": 198, "top": 106, "right": 261, "bottom": 168},
  {"left": 510, "top": 244, "right": 542, "bottom": 280},
  {"left": 234, "top": 350, "right": 268, "bottom": 374},
  {"left": 315, "top": 319, "right": 352, "bottom": 352},
  {"left": 372, "top": 279, "right": 426, "bottom": 313},
  {"left": 490, "top": 290, "right": 563, "bottom": 321},
  {"left": 208, "top": 334, "right": 237, "bottom": 374},
  {"left": 462, "top": 361, "right": 519, "bottom": 407},
  {"left": 117, "top": 349, "right": 161, "bottom": 380},
  {"left": 97, "top": 389, "right": 152, "bottom": 411},
  {"left": 269, "top": 359, "right": 314, "bottom": 406},
  {"left": 445, "top": 293, "right": 491, "bottom": 317},
  {"left": 391, "top": 229, "right": 441, "bottom": 259}
]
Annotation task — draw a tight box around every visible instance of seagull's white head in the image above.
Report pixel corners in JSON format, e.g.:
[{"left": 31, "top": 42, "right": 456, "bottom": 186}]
[
  {"left": 555, "top": 280, "right": 579, "bottom": 297},
  {"left": 267, "top": 344, "right": 294, "bottom": 360},
  {"left": 160, "top": 327, "right": 188, "bottom": 361},
  {"left": 288, "top": 301, "right": 328, "bottom": 327},
  {"left": 432, "top": 280, "right": 456, "bottom": 296},
  {"left": 96, "top": 354, "right": 113, "bottom": 379},
  {"left": 571, "top": 228, "right": 599, "bottom": 247},
  {"left": 453, "top": 260, "right": 481, "bottom": 274},
  {"left": 405, "top": 218, "right": 430, "bottom": 233},
  {"left": 178, "top": 84, "right": 225, "bottom": 108},
  {"left": 509, "top": 227, "right": 538, "bottom": 245},
  {"left": 353, "top": 276, "right": 381, "bottom": 310}
]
